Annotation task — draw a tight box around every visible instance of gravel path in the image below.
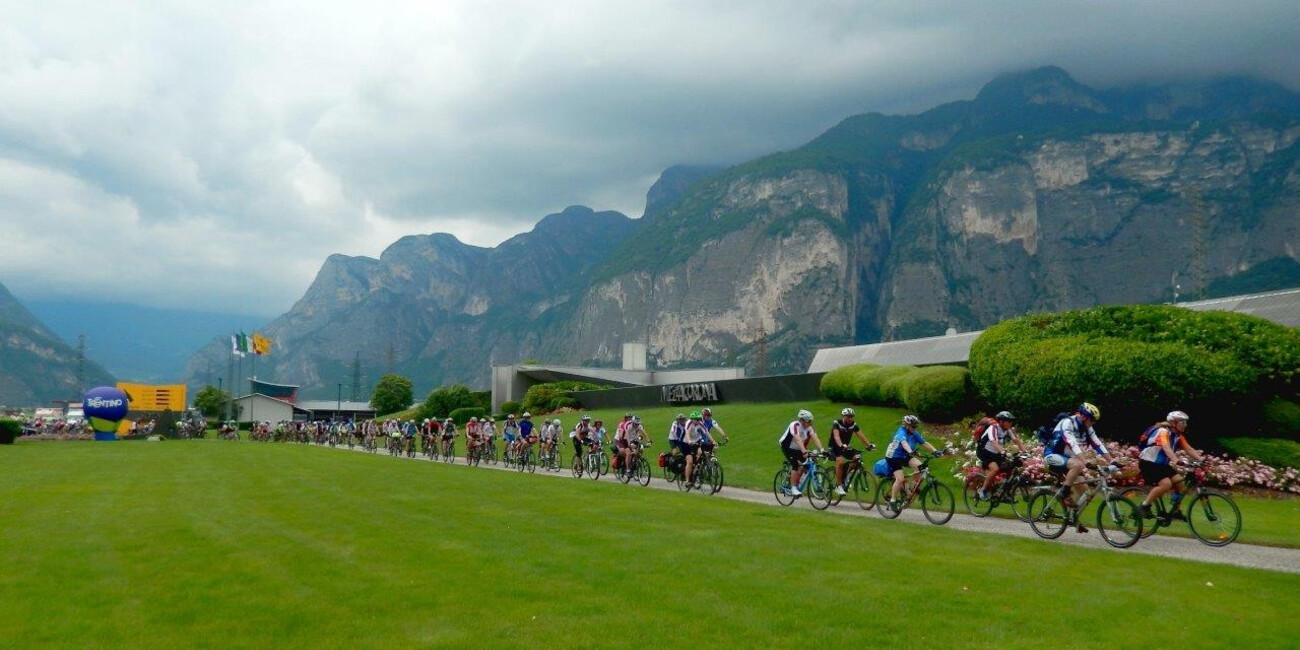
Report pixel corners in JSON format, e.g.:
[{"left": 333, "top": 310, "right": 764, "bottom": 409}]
[{"left": 330, "top": 442, "right": 1300, "bottom": 575}]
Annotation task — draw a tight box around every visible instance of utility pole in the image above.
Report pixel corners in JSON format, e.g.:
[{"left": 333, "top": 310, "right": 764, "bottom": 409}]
[
  {"left": 754, "top": 323, "right": 768, "bottom": 377},
  {"left": 351, "top": 352, "right": 362, "bottom": 401},
  {"left": 75, "top": 334, "right": 86, "bottom": 398},
  {"left": 387, "top": 343, "right": 396, "bottom": 375}
]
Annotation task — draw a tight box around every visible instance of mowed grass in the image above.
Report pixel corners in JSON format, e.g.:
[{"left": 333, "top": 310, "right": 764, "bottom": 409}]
[{"left": 3, "top": 442, "right": 1300, "bottom": 649}]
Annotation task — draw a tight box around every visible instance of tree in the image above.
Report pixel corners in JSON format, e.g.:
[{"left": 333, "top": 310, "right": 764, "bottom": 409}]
[
  {"left": 193, "top": 386, "right": 233, "bottom": 419},
  {"left": 370, "top": 374, "right": 414, "bottom": 416},
  {"left": 420, "top": 384, "right": 476, "bottom": 420}
]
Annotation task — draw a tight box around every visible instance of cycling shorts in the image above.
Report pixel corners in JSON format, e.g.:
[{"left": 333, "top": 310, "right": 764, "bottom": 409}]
[
  {"left": 830, "top": 445, "right": 859, "bottom": 460},
  {"left": 781, "top": 445, "right": 804, "bottom": 466},
  {"left": 886, "top": 456, "right": 910, "bottom": 474},
  {"left": 1139, "top": 459, "right": 1177, "bottom": 485},
  {"left": 614, "top": 439, "right": 629, "bottom": 449},
  {"left": 977, "top": 448, "right": 1006, "bottom": 469}
]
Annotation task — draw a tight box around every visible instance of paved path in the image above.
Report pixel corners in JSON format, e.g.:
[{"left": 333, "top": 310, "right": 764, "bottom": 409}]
[{"left": 327, "top": 442, "right": 1300, "bottom": 575}]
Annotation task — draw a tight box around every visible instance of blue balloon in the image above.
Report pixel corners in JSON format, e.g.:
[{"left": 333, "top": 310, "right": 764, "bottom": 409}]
[{"left": 84, "top": 386, "right": 129, "bottom": 422}]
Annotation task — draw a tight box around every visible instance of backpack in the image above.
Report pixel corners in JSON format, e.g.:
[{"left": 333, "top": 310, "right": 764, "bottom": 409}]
[
  {"left": 873, "top": 458, "right": 891, "bottom": 477},
  {"left": 1137, "top": 424, "right": 1162, "bottom": 448},
  {"left": 970, "top": 416, "right": 996, "bottom": 443},
  {"left": 1034, "top": 412, "right": 1072, "bottom": 448}
]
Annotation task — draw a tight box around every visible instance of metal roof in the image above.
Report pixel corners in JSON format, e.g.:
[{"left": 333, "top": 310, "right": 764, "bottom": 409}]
[
  {"left": 297, "top": 400, "right": 376, "bottom": 412},
  {"left": 807, "top": 287, "right": 1300, "bottom": 374}
]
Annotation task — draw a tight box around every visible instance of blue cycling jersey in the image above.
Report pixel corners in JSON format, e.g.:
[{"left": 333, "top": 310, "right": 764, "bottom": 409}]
[
  {"left": 519, "top": 420, "right": 534, "bottom": 437},
  {"left": 887, "top": 426, "right": 925, "bottom": 459}
]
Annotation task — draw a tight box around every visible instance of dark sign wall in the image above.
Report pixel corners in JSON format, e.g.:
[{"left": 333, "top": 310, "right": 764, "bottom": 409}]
[{"left": 571, "top": 373, "right": 826, "bottom": 410}]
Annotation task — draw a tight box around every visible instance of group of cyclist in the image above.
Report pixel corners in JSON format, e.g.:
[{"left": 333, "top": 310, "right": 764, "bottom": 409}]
[
  {"left": 776, "top": 400, "right": 1206, "bottom": 527},
  {"left": 666, "top": 408, "right": 730, "bottom": 487}
]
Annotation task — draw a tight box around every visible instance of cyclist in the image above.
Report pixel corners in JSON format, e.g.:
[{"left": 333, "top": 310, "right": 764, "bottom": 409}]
[
  {"left": 615, "top": 412, "right": 634, "bottom": 441},
  {"left": 1044, "top": 402, "right": 1118, "bottom": 532},
  {"left": 517, "top": 412, "right": 536, "bottom": 457},
  {"left": 402, "top": 419, "right": 418, "bottom": 454},
  {"left": 829, "top": 407, "right": 875, "bottom": 496},
  {"left": 700, "top": 407, "right": 730, "bottom": 446},
  {"left": 976, "top": 411, "right": 1027, "bottom": 501},
  {"left": 681, "top": 411, "right": 710, "bottom": 488},
  {"left": 777, "top": 409, "right": 825, "bottom": 497},
  {"left": 884, "top": 415, "right": 941, "bottom": 512},
  {"left": 440, "top": 418, "right": 457, "bottom": 454},
  {"left": 668, "top": 412, "right": 688, "bottom": 459},
  {"left": 465, "top": 417, "right": 481, "bottom": 457},
  {"left": 502, "top": 414, "right": 519, "bottom": 456},
  {"left": 542, "top": 418, "right": 561, "bottom": 457},
  {"left": 615, "top": 415, "right": 650, "bottom": 474},
  {"left": 571, "top": 414, "right": 594, "bottom": 461},
  {"left": 591, "top": 419, "right": 607, "bottom": 446},
  {"left": 1137, "top": 410, "right": 1204, "bottom": 520}
]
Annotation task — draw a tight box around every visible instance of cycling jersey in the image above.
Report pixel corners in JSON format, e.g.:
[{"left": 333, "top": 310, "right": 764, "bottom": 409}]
[
  {"left": 683, "top": 421, "right": 707, "bottom": 445},
  {"left": 1049, "top": 416, "right": 1104, "bottom": 458},
  {"left": 591, "top": 426, "right": 606, "bottom": 443},
  {"left": 1138, "top": 427, "right": 1189, "bottom": 465},
  {"left": 885, "top": 426, "right": 925, "bottom": 459},
  {"left": 668, "top": 421, "right": 686, "bottom": 443},
  {"left": 830, "top": 419, "right": 860, "bottom": 449},
  {"left": 518, "top": 420, "right": 534, "bottom": 438},
  {"left": 778, "top": 420, "right": 814, "bottom": 448},
  {"left": 980, "top": 422, "right": 1014, "bottom": 455}
]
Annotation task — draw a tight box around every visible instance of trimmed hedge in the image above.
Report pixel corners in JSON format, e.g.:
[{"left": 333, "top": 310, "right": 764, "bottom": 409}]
[
  {"left": 499, "top": 401, "right": 522, "bottom": 418},
  {"left": 448, "top": 407, "right": 487, "bottom": 425},
  {"left": 1262, "top": 398, "right": 1300, "bottom": 439},
  {"left": 819, "top": 363, "right": 976, "bottom": 421},
  {"left": 969, "top": 305, "right": 1300, "bottom": 440},
  {"left": 522, "top": 381, "right": 608, "bottom": 414},
  {"left": 0, "top": 419, "right": 20, "bottom": 444}
]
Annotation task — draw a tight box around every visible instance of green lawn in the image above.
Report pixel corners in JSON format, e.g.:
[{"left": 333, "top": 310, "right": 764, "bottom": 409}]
[{"left": 2, "top": 441, "right": 1299, "bottom": 649}]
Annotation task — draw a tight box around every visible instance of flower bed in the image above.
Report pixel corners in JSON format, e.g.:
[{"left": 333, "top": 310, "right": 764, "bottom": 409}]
[{"left": 950, "top": 431, "right": 1300, "bottom": 494}]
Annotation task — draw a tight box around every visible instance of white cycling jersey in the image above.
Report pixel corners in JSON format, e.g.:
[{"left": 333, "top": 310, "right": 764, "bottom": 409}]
[{"left": 778, "top": 420, "right": 813, "bottom": 446}]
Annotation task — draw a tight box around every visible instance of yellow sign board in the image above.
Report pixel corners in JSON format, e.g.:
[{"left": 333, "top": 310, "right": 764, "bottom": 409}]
[{"left": 116, "top": 382, "right": 187, "bottom": 412}]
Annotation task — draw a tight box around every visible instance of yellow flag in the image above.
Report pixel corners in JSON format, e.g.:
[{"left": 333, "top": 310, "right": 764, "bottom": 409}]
[{"left": 251, "top": 333, "right": 273, "bottom": 355}]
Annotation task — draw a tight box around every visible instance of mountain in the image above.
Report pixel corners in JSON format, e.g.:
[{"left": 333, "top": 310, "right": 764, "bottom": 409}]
[
  {"left": 184, "top": 67, "right": 1300, "bottom": 396},
  {"left": 0, "top": 281, "right": 116, "bottom": 406},
  {"left": 184, "top": 206, "right": 639, "bottom": 398},
  {"left": 24, "top": 300, "right": 257, "bottom": 384}
]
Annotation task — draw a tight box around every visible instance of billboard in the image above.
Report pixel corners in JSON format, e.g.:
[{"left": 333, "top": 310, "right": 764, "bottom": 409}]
[{"left": 116, "top": 382, "right": 187, "bottom": 412}]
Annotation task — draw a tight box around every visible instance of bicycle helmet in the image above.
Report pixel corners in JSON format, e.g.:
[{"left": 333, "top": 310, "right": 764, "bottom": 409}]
[
  {"left": 902, "top": 414, "right": 920, "bottom": 426},
  {"left": 689, "top": 410, "right": 702, "bottom": 419},
  {"left": 469, "top": 417, "right": 478, "bottom": 422},
  {"left": 841, "top": 407, "right": 855, "bottom": 417},
  {"left": 553, "top": 418, "right": 562, "bottom": 425},
  {"left": 632, "top": 415, "right": 641, "bottom": 423},
  {"left": 508, "top": 413, "right": 516, "bottom": 419},
  {"left": 581, "top": 414, "right": 591, "bottom": 421},
  {"left": 1167, "top": 410, "right": 1189, "bottom": 422},
  {"left": 675, "top": 413, "right": 687, "bottom": 420},
  {"left": 797, "top": 409, "right": 813, "bottom": 422},
  {"left": 701, "top": 407, "right": 712, "bottom": 416},
  {"left": 995, "top": 410, "right": 1015, "bottom": 421},
  {"left": 522, "top": 412, "right": 531, "bottom": 418},
  {"left": 1078, "top": 402, "right": 1101, "bottom": 421}
]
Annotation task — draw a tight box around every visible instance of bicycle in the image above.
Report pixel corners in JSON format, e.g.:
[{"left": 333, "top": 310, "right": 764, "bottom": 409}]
[
  {"left": 1119, "top": 461, "right": 1242, "bottom": 547},
  {"left": 571, "top": 442, "right": 603, "bottom": 480},
  {"left": 773, "top": 450, "right": 834, "bottom": 510},
  {"left": 683, "top": 441, "right": 726, "bottom": 494},
  {"left": 962, "top": 453, "right": 1036, "bottom": 521},
  {"left": 515, "top": 443, "right": 537, "bottom": 473},
  {"left": 826, "top": 446, "right": 877, "bottom": 511},
  {"left": 1027, "top": 462, "right": 1143, "bottom": 548},
  {"left": 538, "top": 439, "right": 561, "bottom": 472},
  {"left": 387, "top": 435, "right": 402, "bottom": 457},
  {"left": 616, "top": 441, "right": 653, "bottom": 487},
  {"left": 875, "top": 454, "right": 956, "bottom": 525}
]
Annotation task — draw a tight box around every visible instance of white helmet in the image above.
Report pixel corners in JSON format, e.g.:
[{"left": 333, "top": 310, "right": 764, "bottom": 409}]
[
  {"left": 797, "top": 409, "right": 813, "bottom": 422},
  {"left": 902, "top": 415, "right": 920, "bottom": 426},
  {"left": 841, "top": 407, "right": 855, "bottom": 417},
  {"left": 469, "top": 416, "right": 478, "bottom": 422},
  {"left": 1167, "top": 410, "right": 1189, "bottom": 422},
  {"left": 521, "top": 412, "right": 531, "bottom": 418}
]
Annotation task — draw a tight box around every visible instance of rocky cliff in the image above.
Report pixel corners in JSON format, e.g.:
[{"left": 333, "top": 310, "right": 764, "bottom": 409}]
[
  {"left": 0, "top": 281, "right": 115, "bottom": 405},
  {"left": 184, "top": 67, "right": 1300, "bottom": 397}
]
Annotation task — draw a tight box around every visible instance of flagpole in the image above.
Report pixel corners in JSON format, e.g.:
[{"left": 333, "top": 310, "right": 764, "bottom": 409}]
[{"left": 226, "top": 342, "right": 235, "bottom": 422}]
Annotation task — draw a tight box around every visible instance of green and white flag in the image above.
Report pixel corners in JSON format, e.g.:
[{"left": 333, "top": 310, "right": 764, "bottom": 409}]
[{"left": 231, "top": 332, "right": 252, "bottom": 357}]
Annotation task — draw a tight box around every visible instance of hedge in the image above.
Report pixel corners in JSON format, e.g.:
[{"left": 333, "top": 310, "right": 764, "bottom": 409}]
[
  {"left": 819, "top": 363, "right": 976, "bottom": 421},
  {"left": 968, "top": 305, "right": 1300, "bottom": 440},
  {"left": 499, "top": 401, "right": 522, "bottom": 418},
  {"left": 521, "top": 381, "right": 608, "bottom": 414},
  {"left": 448, "top": 407, "right": 487, "bottom": 425}
]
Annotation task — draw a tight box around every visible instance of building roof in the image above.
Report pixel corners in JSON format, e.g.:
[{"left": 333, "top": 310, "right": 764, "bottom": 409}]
[
  {"left": 807, "top": 287, "right": 1300, "bottom": 374},
  {"left": 296, "top": 400, "right": 376, "bottom": 412}
]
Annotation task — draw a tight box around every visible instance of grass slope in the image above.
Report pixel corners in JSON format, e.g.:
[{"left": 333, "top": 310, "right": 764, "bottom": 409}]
[{"left": 2, "top": 442, "right": 1299, "bottom": 649}]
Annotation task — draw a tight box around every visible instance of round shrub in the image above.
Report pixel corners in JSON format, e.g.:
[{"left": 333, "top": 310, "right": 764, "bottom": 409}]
[
  {"left": 448, "top": 407, "right": 487, "bottom": 425},
  {"left": 1262, "top": 398, "right": 1300, "bottom": 440},
  {"left": 969, "top": 305, "right": 1293, "bottom": 439},
  {"left": 499, "top": 400, "right": 522, "bottom": 417},
  {"left": 820, "top": 364, "right": 876, "bottom": 402},
  {"left": 902, "top": 366, "right": 974, "bottom": 421},
  {"left": 857, "top": 366, "right": 915, "bottom": 406}
]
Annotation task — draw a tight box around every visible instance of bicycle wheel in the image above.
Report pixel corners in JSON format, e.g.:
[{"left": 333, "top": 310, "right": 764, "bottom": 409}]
[
  {"left": 617, "top": 457, "right": 633, "bottom": 484},
  {"left": 1186, "top": 492, "right": 1241, "bottom": 547},
  {"left": 707, "top": 459, "right": 723, "bottom": 494},
  {"left": 849, "top": 470, "right": 876, "bottom": 511},
  {"left": 875, "top": 478, "right": 901, "bottom": 519},
  {"left": 1119, "top": 487, "right": 1160, "bottom": 539},
  {"left": 571, "top": 454, "right": 583, "bottom": 478},
  {"left": 807, "top": 468, "right": 833, "bottom": 510},
  {"left": 921, "top": 482, "right": 955, "bottom": 525},
  {"left": 598, "top": 451, "right": 610, "bottom": 476},
  {"left": 963, "top": 473, "right": 994, "bottom": 517},
  {"left": 1096, "top": 495, "right": 1142, "bottom": 549},
  {"left": 634, "top": 457, "right": 651, "bottom": 486},
  {"left": 773, "top": 468, "right": 796, "bottom": 506},
  {"left": 588, "top": 454, "right": 601, "bottom": 481},
  {"left": 1027, "top": 491, "right": 1068, "bottom": 539},
  {"left": 1009, "top": 483, "right": 1034, "bottom": 523},
  {"left": 526, "top": 448, "right": 537, "bottom": 473}
]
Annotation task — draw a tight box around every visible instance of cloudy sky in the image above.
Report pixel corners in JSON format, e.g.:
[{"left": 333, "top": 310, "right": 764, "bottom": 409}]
[{"left": 2, "top": 1, "right": 1298, "bottom": 317}]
